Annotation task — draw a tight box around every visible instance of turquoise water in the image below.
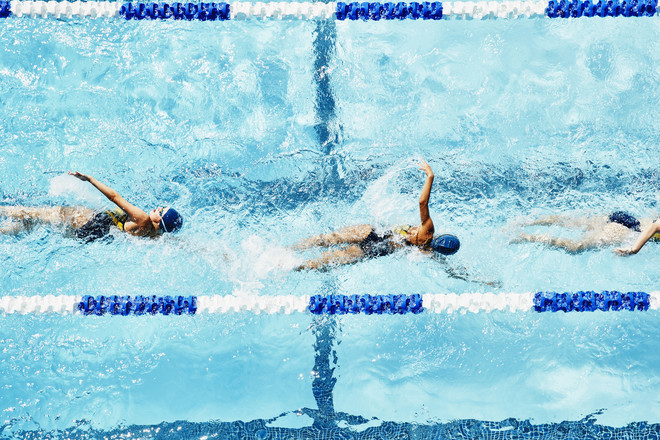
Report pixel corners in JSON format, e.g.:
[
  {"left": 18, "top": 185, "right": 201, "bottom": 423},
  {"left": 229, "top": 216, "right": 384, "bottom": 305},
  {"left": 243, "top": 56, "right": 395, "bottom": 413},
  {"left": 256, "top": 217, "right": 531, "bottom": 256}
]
[{"left": 0, "top": 12, "right": 659, "bottom": 438}]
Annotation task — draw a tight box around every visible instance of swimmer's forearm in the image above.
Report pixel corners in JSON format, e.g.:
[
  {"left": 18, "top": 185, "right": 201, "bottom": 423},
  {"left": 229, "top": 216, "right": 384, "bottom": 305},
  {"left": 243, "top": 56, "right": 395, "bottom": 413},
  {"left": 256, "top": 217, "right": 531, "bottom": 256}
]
[
  {"left": 418, "top": 160, "right": 434, "bottom": 206},
  {"left": 87, "top": 176, "right": 121, "bottom": 204},
  {"left": 630, "top": 222, "right": 660, "bottom": 254},
  {"left": 419, "top": 174, "right": 434, "bottom": 206}
]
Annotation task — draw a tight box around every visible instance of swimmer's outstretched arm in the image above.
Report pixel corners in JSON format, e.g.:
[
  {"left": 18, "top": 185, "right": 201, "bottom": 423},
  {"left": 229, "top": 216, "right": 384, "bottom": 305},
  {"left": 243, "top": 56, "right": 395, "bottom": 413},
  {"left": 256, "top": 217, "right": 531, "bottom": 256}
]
[
  {"left": 615, "top": 220, "right": 660, "bottom": 256},
  {"left": 68, "top": 171, "right": 152, "bottom": 234},
  {"left": 417, "top": 159, "right": 435, "bottom": 239}
]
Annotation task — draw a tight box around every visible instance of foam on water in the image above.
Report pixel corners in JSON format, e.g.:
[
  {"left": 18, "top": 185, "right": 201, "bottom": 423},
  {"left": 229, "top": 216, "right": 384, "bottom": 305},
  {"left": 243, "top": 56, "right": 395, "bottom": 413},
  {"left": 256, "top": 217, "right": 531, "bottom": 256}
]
[{"left": 47, "top": 174, "right": 107, "bottom": 207}]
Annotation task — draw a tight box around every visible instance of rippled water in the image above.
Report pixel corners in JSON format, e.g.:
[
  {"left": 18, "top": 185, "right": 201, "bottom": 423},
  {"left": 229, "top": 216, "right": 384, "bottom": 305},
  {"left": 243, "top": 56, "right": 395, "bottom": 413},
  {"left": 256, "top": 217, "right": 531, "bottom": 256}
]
[{"left": 0, "top": 11, "right": 658, "bottom": 438}]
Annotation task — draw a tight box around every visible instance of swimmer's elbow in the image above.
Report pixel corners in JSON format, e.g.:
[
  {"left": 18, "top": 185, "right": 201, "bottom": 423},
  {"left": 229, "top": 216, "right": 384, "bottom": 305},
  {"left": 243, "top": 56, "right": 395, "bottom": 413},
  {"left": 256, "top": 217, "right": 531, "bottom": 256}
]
[{"left": 107, "top": 192, "right": 121, "bottom": 204}]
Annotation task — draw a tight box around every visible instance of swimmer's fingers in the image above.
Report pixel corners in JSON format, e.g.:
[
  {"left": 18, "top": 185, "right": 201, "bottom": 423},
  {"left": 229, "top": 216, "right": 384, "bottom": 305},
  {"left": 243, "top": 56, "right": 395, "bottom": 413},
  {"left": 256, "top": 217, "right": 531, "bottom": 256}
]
[
  {"left": 418, "top": 160, "right": 433, "bottom": 176},
  {"left": 68, "top": 171, "right": 90, "bottom": 181}
]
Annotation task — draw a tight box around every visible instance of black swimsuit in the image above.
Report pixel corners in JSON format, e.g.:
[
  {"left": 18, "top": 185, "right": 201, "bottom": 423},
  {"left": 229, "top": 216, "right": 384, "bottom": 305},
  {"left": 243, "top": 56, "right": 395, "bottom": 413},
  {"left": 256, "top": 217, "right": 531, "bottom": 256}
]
[
  {"left": 358, "top": 229, "right": 398, "bottom": 259},
  {"left": 74, "top": 209, "right": 128, "bottom": 243},
  {"left": 75, "top": 212, "right": 115, "bottom": 243},
  {"left": 358, "top": 225, "right": 410, "bottom": 258}
]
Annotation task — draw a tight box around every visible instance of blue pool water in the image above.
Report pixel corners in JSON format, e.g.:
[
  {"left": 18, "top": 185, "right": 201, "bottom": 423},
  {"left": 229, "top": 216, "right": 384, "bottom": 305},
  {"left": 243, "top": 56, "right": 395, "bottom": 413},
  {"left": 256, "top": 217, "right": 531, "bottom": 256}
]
[{"left": 0, "top": 9, "right": 659, "bottom": 439}]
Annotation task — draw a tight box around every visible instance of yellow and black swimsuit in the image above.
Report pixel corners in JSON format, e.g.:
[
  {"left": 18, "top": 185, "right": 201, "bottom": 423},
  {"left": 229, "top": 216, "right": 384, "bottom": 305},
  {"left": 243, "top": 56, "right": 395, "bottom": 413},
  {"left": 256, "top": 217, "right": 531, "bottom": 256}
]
[
  {"left": 75, "top": 208, "right": 129, "bottom": 243},
  {"left": 651, "top": 220, "right": 660, "bottom": 242},
  {"left": 358, "top": 225, "right": 412, "bottom": 258}
]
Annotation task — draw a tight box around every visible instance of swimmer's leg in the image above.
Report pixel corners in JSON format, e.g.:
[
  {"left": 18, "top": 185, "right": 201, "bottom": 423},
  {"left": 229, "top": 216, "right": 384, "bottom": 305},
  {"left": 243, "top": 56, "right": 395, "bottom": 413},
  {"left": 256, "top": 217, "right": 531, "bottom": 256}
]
[
  {"left": 296, "top": 245, "right": 366, "bottom": 271},
  {"left": 521, "top": 215, "right": 595, "bottom": 229},
  {"left": 511, "top": 232, "right": 596, "bottom": 253},
  {"left": 0, "top": 220, "right": 33, "bottom": 235},
  {"left": 0, "top": 206, "right": 94, "bottom": 229},
  {"left": 293, "top": 224, "right": 372, "bottom": 249}
]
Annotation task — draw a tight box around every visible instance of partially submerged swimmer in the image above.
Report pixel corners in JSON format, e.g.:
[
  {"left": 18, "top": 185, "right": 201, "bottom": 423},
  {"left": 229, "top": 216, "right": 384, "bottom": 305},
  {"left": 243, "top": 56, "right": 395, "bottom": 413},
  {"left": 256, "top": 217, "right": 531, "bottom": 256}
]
[
  {"left": 0, "top": 171, "right": 183, "bottom": 242},
  {"left": 294, "top": 160, "right": 461, "bottom": 271},
  {"left": 512, "top": 211, "right": 658, "bottom": 254}
]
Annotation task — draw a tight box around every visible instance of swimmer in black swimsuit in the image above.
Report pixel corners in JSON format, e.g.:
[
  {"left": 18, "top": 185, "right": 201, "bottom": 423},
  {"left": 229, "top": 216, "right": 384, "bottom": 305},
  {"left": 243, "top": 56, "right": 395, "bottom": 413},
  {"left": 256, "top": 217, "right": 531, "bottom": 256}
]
[
  {"left": 511, "top": 211, "right": 658, "bottom": 254},
  {"left": 0, "top": 171, "right": 183, "bottom": 242},
  {"left": 294, "top": 160, "right": 460, "bottom": 270}
]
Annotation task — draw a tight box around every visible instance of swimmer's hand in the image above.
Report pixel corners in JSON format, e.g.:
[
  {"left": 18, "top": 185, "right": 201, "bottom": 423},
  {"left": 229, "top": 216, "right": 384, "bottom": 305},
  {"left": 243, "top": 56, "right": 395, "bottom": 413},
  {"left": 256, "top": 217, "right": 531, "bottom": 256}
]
[
  {"left": 614, "top": 247, "right": 636, "bottom": 256},
  {"left": 68, "top": 171, "right": 91, "bottom": 182},
  {"left": 418, "top": 159, "right": 434, "bottom": 178}
]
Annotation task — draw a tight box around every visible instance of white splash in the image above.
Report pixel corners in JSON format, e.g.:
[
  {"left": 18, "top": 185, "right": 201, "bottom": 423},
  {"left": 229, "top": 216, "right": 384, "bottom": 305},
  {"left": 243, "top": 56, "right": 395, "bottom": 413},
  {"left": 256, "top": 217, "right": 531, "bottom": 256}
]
[{"left": 48, "top": 174, "right": 105, "bottom": 207}]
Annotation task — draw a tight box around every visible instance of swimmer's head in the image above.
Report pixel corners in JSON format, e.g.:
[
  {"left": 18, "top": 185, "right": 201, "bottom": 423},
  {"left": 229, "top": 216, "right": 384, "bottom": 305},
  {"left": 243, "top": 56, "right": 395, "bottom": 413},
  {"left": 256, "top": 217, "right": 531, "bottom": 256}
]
[
  {"left": 158, "top": 207, "right": 183, "bottom": 233},
  {"left": 431, "top": 234, "right": 460, "bottom": 255}
]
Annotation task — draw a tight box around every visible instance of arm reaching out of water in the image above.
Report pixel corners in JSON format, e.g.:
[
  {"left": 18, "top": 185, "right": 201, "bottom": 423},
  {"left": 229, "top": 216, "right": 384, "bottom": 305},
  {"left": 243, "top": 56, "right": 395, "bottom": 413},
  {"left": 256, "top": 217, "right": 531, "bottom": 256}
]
[
  {"left": 416, "top": 160, "right": 435, "bottom": 244},
  {"left": 615, "top": 220, "right": 660, "bottom": 256}
]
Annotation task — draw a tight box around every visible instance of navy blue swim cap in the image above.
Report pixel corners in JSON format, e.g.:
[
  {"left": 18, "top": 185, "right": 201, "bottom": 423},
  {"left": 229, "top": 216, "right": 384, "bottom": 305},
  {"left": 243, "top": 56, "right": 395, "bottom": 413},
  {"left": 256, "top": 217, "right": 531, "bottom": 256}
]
[
  {"left": 608, "top": 211, "right": 641, "bottom": 232},
  {"left": 160, "top": 207, "right": 183, "bottom": 233},
  {"left": 431, "top": 234, "right": 460, "bottom": 255}
]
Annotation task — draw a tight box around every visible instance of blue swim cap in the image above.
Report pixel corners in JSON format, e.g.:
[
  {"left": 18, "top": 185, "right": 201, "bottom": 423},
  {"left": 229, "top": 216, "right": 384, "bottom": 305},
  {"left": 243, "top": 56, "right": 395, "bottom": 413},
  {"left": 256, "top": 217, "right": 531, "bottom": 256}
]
[
  {"left": 431, "top": 234, "right": 460, "bottom": 255},
  {"left": 160, "top": 207, "right": 183, "bottom": 233},
  {"left": 608, "top": 211, "right": 641, "bottom": 232}
]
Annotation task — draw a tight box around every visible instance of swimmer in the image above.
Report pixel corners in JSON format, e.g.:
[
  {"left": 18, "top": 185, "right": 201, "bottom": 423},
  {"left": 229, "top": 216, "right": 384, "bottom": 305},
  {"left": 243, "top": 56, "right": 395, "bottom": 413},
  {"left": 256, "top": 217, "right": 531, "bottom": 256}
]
[
  {"left": 511, "top": 211, "right": 657, "bottom": 254},
  {"left": 0, "top": 171, "right": 183, "bottom": 242},
  {"left": 294, "top": 160, "right": 461, "bottom": 271}
]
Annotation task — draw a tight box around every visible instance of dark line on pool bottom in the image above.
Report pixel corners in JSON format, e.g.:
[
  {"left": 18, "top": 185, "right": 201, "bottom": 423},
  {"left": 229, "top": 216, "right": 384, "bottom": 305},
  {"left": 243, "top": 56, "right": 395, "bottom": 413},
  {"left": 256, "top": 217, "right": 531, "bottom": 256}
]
[
  {"left": 9, "top": 413, "right": 657, "bottom": 439},
  {"left": 312, "top": 16, "right": 345, "bottom": 188},
  {"left": 313, "top": 18, "right": 338, "bottom": 156},
  {"left": 311, "top": 316, "right": 338, "bottom": 427}
]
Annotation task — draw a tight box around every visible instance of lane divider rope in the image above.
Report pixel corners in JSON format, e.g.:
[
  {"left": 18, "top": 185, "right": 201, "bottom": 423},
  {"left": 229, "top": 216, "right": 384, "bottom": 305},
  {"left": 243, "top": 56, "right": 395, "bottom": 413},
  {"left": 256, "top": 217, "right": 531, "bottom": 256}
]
[
  {"left": 0, "top": 0, "right": 656, "bottom": 19},
  {"left": 0, "top": 291, "right": 656, "bottom": 315}
]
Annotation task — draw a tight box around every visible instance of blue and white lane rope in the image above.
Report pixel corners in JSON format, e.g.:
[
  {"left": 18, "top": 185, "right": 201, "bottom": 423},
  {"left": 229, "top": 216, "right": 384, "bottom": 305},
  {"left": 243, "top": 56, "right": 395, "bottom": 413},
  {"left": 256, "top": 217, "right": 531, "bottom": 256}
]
[
  {"left": 0, "top": 0, "right": 656, "bottom": 20},
  {"left": 0, "top": 291, "right": 657, "bottom": 315}
]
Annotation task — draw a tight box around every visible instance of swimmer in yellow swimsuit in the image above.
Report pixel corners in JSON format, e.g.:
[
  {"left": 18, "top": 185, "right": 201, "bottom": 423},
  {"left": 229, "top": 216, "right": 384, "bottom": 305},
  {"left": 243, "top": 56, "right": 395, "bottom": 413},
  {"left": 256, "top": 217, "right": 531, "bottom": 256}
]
[
  {"left": 0, "top": 171, "right": 183, "bottom": 242},
  {"left": 294, "top": 160, "right": 460, "bottom": 270}
]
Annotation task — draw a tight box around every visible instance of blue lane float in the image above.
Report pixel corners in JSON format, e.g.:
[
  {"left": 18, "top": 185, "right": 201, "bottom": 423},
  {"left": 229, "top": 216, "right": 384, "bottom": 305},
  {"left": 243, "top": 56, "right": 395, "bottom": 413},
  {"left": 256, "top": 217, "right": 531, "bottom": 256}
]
[
  {"left": 335, "top": 2, "right": 443, "bottom": 20},
  {"left": 533, "top": 291, "right": 650, "bottom": 312},
  {"left": 0, "top": 1, "right": 11, "bottom": 17},
  {"left": 309, "top": 294, "right": 424, "bottom": 315},
  {"left": 78, "top": 295, "right": 198, "bottom": 315},
  {"left": 120, "top": 2, "right": 230, "bottom": 20},
  {"left": 545, "top": 0, "right": 657, "bottom": 17}
]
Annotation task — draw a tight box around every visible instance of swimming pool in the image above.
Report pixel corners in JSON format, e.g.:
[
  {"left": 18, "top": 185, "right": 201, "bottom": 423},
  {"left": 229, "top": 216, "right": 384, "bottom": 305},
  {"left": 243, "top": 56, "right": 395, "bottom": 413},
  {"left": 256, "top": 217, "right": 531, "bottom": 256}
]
[{"left": 0, "top": 4, "right": 659, "bottom": 439}]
